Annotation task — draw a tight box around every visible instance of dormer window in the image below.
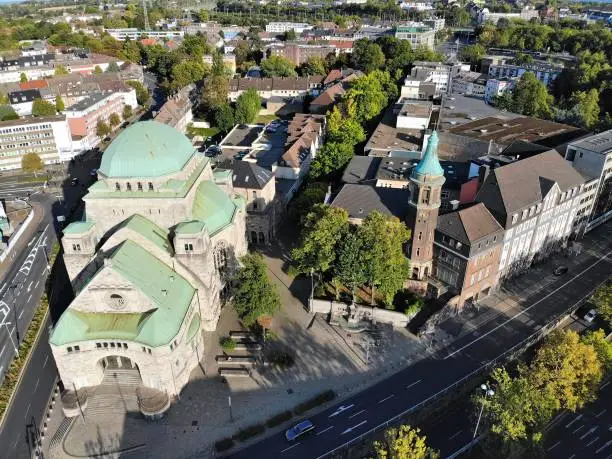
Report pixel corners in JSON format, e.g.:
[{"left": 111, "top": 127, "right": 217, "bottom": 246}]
[
  {"left": 126, "top": 183, "right": 132, "bottom": 191},
  {"left": 115, "top": 182, "right": 121, "bottom": 191},
  {"left": 137, "top": 182, "right": 143, "bottom": 191},
  {"left": 148, "top": 182, "right": 154, "bottom": 191}
]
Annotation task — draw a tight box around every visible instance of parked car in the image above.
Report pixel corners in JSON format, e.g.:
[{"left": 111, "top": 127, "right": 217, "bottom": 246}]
[
  {"left": 71, "top": 177, "right": 79, "bottom": 186},
  {"left": 285, "top": 420, "right": 315, "bottom": 441},
  {"left": 553, "top": 265, "right": 568, "bottom": 276},
  {"left": 584, "top": 309, "right": 597, "bottom": 322}
]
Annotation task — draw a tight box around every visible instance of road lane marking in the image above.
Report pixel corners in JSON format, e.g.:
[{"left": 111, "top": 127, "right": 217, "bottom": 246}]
[
  {"left": 449, "top": 430, "right": 463, "bottom": 440},
  {"left": 43, "top": 355, "right": 49, "bottom": 367},
  {"left": 595, "top": 440, "right": 612, "bottom": 454},
  {"left": 601, "top": 381, "right": 610, "bottom": 389},
  {"left": 24, "top": 402, "right": 30, "bottom": 420},
  {"left": 349, "top": 409, "right": 366, "bottom": 419},
  {"left": 445, "top": 249, "right": 612, "bottom": 359},
  {"left": 378, "top": 394, "right": 395, "bottom": 404},
  {"left": 595, "top": 409, "right": 607, "bottom": 418},
  {"left": 35, "top": 281, "right": 39, "bottom": 289},
  {"left": 565, "top": 414, "right": 582, "bottom": 428},
  {"left": 280, "top": 443, "right": 301, "bottom": 453},
  {"left": 586, "top": 436, "right": 599, "bottom": 447},
  {"left": 316, "top": 426, "right": 334, "bottom": 436},
  {"left": 18, "top": 309, "right": 24, "bottom": 320},
  {"left": 27, "top": 281, "right": 32, "bottom": 291},
  {"left": 0, "top": 344, "right": 5, "bottom": 358},
  {"left": 341, "top": 420, "right": 367, "bottom": 435},
  {"left": 547, "top": 441, "right": 561, "bottom": 451},
  {"left": 329, "top": 404, "right": 354, "bottom": 418},
  {"left": 572, "top": 425, "right": 584, "bottom": 434},
  {"left": 34, "top": 377, "right": 40, "bottom": 391},
  {"left": 405, "top": 379, "right": 422, "bottom": 390},
  {"left": 579, "top": 426, "right": 598, "bottom": 439}
]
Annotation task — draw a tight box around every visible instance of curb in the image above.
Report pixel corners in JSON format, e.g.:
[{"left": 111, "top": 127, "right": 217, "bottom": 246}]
[{"left": 0, "top": 307, "right": 51, "bottom": 431}]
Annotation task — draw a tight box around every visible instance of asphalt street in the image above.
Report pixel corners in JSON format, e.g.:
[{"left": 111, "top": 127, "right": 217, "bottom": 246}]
[
  {"left": 544, "top": 378, "right": 612, "bottom": 459},
  {"left": 231, "top": 223, "right": 612, "bottom": 459}
]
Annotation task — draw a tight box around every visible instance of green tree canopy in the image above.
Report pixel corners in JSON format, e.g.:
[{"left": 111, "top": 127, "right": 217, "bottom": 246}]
[
  {"left": 510, "top": 72, "right": 553, "bottom": 119},
  {"left": 213, "top": 103, "right": 235, "bottom": 133},
  {"left": 122, "top": 104, "right": 133, "bottom": 120},
  {"left": 334, "top": 230, "right": 367, "bottom": 301},
  {"left": 170, "top": 60, "right": 208, "bottom": 91},
  {"left": 300, "top": 56, "right": 327, "bottom": 76},
  {"left": 21, "top": 152, "right": 43, "bottom": 174},
  {"left": 260, "top": 55, "right": 297, "bottom": 77},
  {"left": 591, "top": 282, "right": 612, "bottom": 327},
  {"left": 309, "top": 141, "right": 354, "bottom": 179},
  {"left": 283, "top": 28, "right": 297, "bottom": 41},
  {"left": 344, "top": 71, "right": 395, "bottom": 124},
  {"left": 352, "top": 39, "right": 385, "bottom": 73},
  {"left": 126, "top": 80, "right": 150, "bottom": 106},
  {"left": 232, "top": 253, "right": 281, "bottom": 326},
  {"left": 54, "top": 64, "right": 69, "bottom": 76},
  {"left": 201, "top": 73, "right": 230, "bottom": 111},
  {"left": 32, "top": 98, "right": 56, "bottom": 117},
  {"left": 20, "top": 73, "right": 27, "bottom": 83},
  {"left": 326, "top": 104, "right": 366, "bottom": 146},
  {"left": 96, "top": 120, "right": 111, "bottom": 139},
  {"left": 570, "top": 89, "right": 600, "bottom": 129},
  {"left": 234, "top": 88, "right": 261, "bottom": 124},
  {"left": 460, "top": 44, "right": 486, "bottom": 67},
  {"left": 291, "top": 204, "right": 349, "bottom": 276},
  {"left": 109, "top": 112, "right": 121, "bottom": 127},
  {"left": 357, "top": 212, "right": 411, "bottom": 306},
  {"left": 289, "top": 181, "right": 328, "bottom": 223},
  {"left": 93, "top": 65, "right": 103, "bottom": 74},
  {"left": 0, "top": 105, "right": 19, "bottom": 121},
  {"left": 581, "top": 329, "right": 612, "bottom": 372},
  {"left": 106, "top": 61, "right": 120, "bottom": 72},
  {"left": 373, "top": 424, "right": 438, "bottom": 459},
  {"left": 55, "top": 94, "right": 64, "bottom": 112}
]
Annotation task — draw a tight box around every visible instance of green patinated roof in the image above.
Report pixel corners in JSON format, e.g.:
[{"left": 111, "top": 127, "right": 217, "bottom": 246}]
[
  {"left": 413, "top": 131, "right": 444, "bottom": 179},
  {"left": 213, "top": 169, "right": 232, "bottom": 183},
  {"left": 50, "top": 240, "right": 195, "bottom": 347},
  {"left": 63, "top": 221, "right": 96, "bottom": 235},
  {"left": 175, "top": 220, "right": 206, "bottom": 235},
  {"left": 118, "top": 214, "right": 174, "bottom": 256},
  {"left": 99, "top": 121, "right": 196, "bottom": 178},
  {"left": 192, "top": 181, "right": 237, "bottom": 235}
]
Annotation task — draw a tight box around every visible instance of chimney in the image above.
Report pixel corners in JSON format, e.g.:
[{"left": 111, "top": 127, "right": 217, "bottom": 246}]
[{"left": 450, "top": 199, "right": 460, "bottom": 210}]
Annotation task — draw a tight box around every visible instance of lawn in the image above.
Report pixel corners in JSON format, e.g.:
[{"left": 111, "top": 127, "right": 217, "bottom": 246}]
[
  {"left": 255, "top": 114, "right": 279, "bottom": 124},
  {"left": 187, "top": 126, "right": 220, "bottom": 138}
]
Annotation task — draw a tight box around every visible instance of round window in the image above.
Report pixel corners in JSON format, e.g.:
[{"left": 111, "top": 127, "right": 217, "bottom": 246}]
[{"left": 109, "top": 293, "right": 126, "bottom": 310}]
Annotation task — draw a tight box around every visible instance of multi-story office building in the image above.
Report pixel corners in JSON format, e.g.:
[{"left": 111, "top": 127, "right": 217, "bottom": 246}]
[
  {"left": 65, "top": 89, "right": 137, "bottom": 152},
  {"left": 484, "top": 78, "right": 515, "bottom": 104},
  {"left": 265, "top": 22, "right": 313, "bottom": 34},
  {"left": 487, "top": 62, "right": 562, "bottom": 87},
  {"left": 0, "top": 115, "right": 73, "bottom": 170},
  {"left": 105, "top": 28, "right": 184, "bottom": 41},
  {"left": 423, "top": 17, "right": 446, "bottom": 32},
  {"left": 394, "top": 23, "right": 435, "bottom": 50},
  {"left": 564, "top": 130, "right": 612, "bottom": 233}
]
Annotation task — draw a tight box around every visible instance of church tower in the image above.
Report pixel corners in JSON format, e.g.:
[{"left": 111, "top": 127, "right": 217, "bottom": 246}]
[{"left": 406, "top": 131, "right": 445, "bottom": 280}]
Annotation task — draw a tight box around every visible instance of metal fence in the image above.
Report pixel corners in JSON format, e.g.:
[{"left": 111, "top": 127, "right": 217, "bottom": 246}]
[{"left": 316, "top": 287, "right": 598, "bottom": 459}]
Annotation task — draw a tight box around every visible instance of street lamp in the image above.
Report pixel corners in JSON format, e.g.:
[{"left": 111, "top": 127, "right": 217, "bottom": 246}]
[{"left": 473, "top": 383, "right": 495, "bottom": 439}]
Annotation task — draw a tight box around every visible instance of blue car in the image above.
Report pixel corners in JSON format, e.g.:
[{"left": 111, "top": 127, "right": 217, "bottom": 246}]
[{"left": 285, "top": 420, "right": 315, "bottom": 441}]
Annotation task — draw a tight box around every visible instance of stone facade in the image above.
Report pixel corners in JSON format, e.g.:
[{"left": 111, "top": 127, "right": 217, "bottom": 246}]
[{"left": 51, "top": 122, "right": 248, "bottom": 397}]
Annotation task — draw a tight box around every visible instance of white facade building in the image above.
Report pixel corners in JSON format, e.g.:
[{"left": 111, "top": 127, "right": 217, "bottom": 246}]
[
  {"left": 265, "top": 22, "right": 313, "bottom": 34},
  {"left": 105, "top": 28, "right": 185, "bottom": 41},
  {"left": 394, "top": 23, "right": 436, "bottom": 50},
  {"left": 484, "top": 78, "right": 514, "bottom": 104}
]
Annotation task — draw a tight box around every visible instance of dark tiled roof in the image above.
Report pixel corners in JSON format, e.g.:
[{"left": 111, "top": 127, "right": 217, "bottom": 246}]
[
  {"left": 224, "top": 160, "right": 273, "bottom": 189},
  {"left": 330, "top": 184, "right": 408, "bottom": 220},
  {"left": 341, "top": 156, "right": 381, "bottom": 184},
  {"left": 437, "top": 203, "right": 503, "bottom": 246}
]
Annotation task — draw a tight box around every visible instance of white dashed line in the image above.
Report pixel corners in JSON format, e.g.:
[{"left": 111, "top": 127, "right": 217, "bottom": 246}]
[
  {"left": 316, "top": 426, "right": 334, "bottom": 436},
  {"left": 586, "top": 437, "right": 599, "bottom": 447},
  {"left": 449, "top": 430, "right": 463, "bottom": 440},
  {"left": 349, "top": 409, "right": 366, "bottom": 419},
  {"left": 405, "top": 379, "right": 422, "bottom": 390},
  {"left": 280, "top": 443, "right": 301, "bottom": 454},
  {"left": 378, "top": 394, "right": 395, "bottom": 404},
  {"left": 547, "top": 441, "right": 561, "bottom": 451}
]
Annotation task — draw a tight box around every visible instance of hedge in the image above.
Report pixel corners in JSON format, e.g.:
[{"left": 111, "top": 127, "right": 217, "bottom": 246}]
[
  {"left": 233, "top": 423, "right": 266, "bottom": 442},
  {"left": 0, "top": 294, "right": 49, "bottom": 422},
  {"left": 294, "top": 390, "right": 336, "bottom": 415},
  {"left": 266, "top": 410, "right": 293, "bottom": 428},
  {"left": 214, "top": 437, "right": 235, "bottom": 452}
]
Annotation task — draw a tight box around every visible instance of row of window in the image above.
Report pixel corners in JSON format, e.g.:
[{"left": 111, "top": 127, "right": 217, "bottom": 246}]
[
  {"left": 0, "top": 124, "right": 52, "bottom": 134},
  {"left": 96, "top": 341, "right": 128, "bottom": 350},
  {"left": 469, "top": 266, "right": 491, "bottom": 286},
  {"left": 115, "top": 181, "right": 155, "bottom": 192}
]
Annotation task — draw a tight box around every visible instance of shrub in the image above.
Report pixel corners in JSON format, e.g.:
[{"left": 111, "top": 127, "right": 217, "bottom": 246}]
[
  {"left": 294, "top": 390, "right": 336, "bottom": 415},
  {"left": 214, "top": 437, "right": 235, "bottom": 452},
  {"left": 220, "top": 336, "right": 236, "bottom": 352},
  {"left": 266, "top": 410, "right": 293, "bottom": 428},
  {"left": 233, "top": 423, "right": 266, "bottom": 442}
]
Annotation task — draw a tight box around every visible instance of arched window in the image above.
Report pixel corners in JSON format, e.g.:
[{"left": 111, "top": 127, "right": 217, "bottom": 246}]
[
  {"left": 137, "top": 182, "right": 143, "bottom": 191},
  {"left": 213, "top": 243, "right": 229, "bottom": 277},
  {"left": 250, "top": 231, "right": 257, "bottom": 243},
  {"left": 126, "top": 182, "right": 132, "bottom": 191},
  {"left": 115, "top": 182, "right": 121, "bottom": 191},
  {"left": 258, "top": 232, "right": 265, "bottom": 243},
  {"left": 148, "top": 182, "right": 154, "bottom": 191}
]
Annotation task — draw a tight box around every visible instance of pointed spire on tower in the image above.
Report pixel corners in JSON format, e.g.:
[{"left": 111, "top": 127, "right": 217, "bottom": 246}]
[{"left": 412, "top": 131, "right": 444, "bottom": 180}]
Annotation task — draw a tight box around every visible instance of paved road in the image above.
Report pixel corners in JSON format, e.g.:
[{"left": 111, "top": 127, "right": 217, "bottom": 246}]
[
  {"left": 231, "top": 223, "right": 612, "bottom": 459},
  {"left": 544, "top": 378, "right": 612, "bottom": 459}
]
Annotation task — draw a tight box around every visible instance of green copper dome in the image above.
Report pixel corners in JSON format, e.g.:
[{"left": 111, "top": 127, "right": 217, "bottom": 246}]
[
  {"left": 413, "top": 131, "right": 444, "bottom": 179},
  {"left": 99, "top": 121, "right": 195, "bottom": 178}
]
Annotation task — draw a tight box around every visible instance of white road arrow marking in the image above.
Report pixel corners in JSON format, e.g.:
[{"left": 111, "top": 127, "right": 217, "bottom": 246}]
[
  {"left": 341, "top": 420, "right": 367, "bottom": 435},
  {"left": 329, "top": 404, "right": 355, "bottom": 418}
]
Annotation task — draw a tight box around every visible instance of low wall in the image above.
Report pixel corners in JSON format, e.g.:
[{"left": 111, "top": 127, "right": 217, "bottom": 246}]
[
  {"left": 0, "top": 209, "right": 34, "bottom": 263},
  {"left": 309, "top": 299, "right": 412, "bottom": 328}
]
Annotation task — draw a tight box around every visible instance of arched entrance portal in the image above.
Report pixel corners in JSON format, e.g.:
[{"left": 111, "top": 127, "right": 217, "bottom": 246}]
[{"left": 97, "top": 355, "right": 142, "bottom": 385}]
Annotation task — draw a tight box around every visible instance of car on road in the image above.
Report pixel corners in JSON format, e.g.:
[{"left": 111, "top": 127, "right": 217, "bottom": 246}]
[
  {"left": 71, "top": 178, "right": 79, "bottom": 186},
  {"left": 584, "top": 309, "right": 597, "bottom": 322},
  {"left": 285, "top": 420, "right": 314, "bottom": 441},
  {"left": 553, "top": 265, "right": 568, "bottom": 276},
  {"left": 89, "top": 169, "right": 97, "bottom": 177}
]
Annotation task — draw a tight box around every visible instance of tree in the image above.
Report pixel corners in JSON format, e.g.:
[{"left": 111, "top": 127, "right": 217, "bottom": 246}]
[
  {"left": 109, "top": 112, "right": 121, "bottom": 128},
  {"left": 581, "top": 329, "right": 612, "bottom": 372},
  {"left": 334, "top": 231, "right": 366, "bottom": 302},
  {"left": 32, "top": 98, "right": 56, "bottom": 117},
  {"left": 0, "top": 105, "right": 19, "bottom": 121},
  {"left": 234, "top": 88, "right": 261, "bottom": 124},
  {"left": 54, "top": 64, "right": 69, "bottom": 76},
  {"left": 289, "top": 181, "right": 328, "bottom": 223},
  {"left": 460, "top": 44, "right": 486, "bottom": 67},
  {"left": 300, "top": 56, "right": 327, "bottom": 76},
  {"left": 55, "top": 94, "right": 64, "bottom": 112},
  {"left": 283, "top": 29, "right": 297, "bottom": 41},
  {"left": 20, "top": 73, "right": 27, "bottom": 83},
  {"left": 373, "top": 424, "right": 438, "bottom": 459},
  {"left": 291, "top": 204, "right": 349, "bottom": 276},
  {"left": 357, "top": 212, "right": 411, "bottom": 307},
  {"left": 93, "top": 65, "right": 103, "bottom": 74},
  {"left": 96, "top": 120, "right": 111, "bottom": 139},
  {"left": 106, "top": 61, "right": 120, "bottom": 72},
  {"left": 571, "top": 89, "right": 600, "bottom": 129},
  {"left": 170, "top": 60, "right": 208, "bottom": 91},
  {"left": 309, "top": 141, "right": 354, "bottom": 179},
  {"left": 232, "top": 253, "right": 281, "bottom": 326},
  {"left": 212, "top": 103, "right": 235, "bottom": 133},
  {"left": 260, "top": 55, "right": 297, "bottom": 77},
  {"left": 591, "top": 282, "right": 612, "bottom": 327},
  {"left": 21, "top": 152, "right": 43, "bottom": 175},
  {"left": 126, "top": 80, "right": 150, "bottom": 106},
  {"left": 326, "top": 104, "right": 366, "bottom": 146},
  {"left": 529, "top": 329, "right": 602, "bottom": 412},
  {"left": 122, "top": 104, "right": 133, "bottom": 120},
  {"left": 201, "top": 73, "right": 229, "bottom": 111},
  {"left": 510, "top": 72, "right": 553, "bottom": 119},
  {"left": 352, "top": 39, "right": 385, "bottom": 73},
  {"left": 0, "top": 92, "right": 8, "bottom": 105},
  {"left": 344, "top": 71, "right": 393, "bottom": 124}
]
